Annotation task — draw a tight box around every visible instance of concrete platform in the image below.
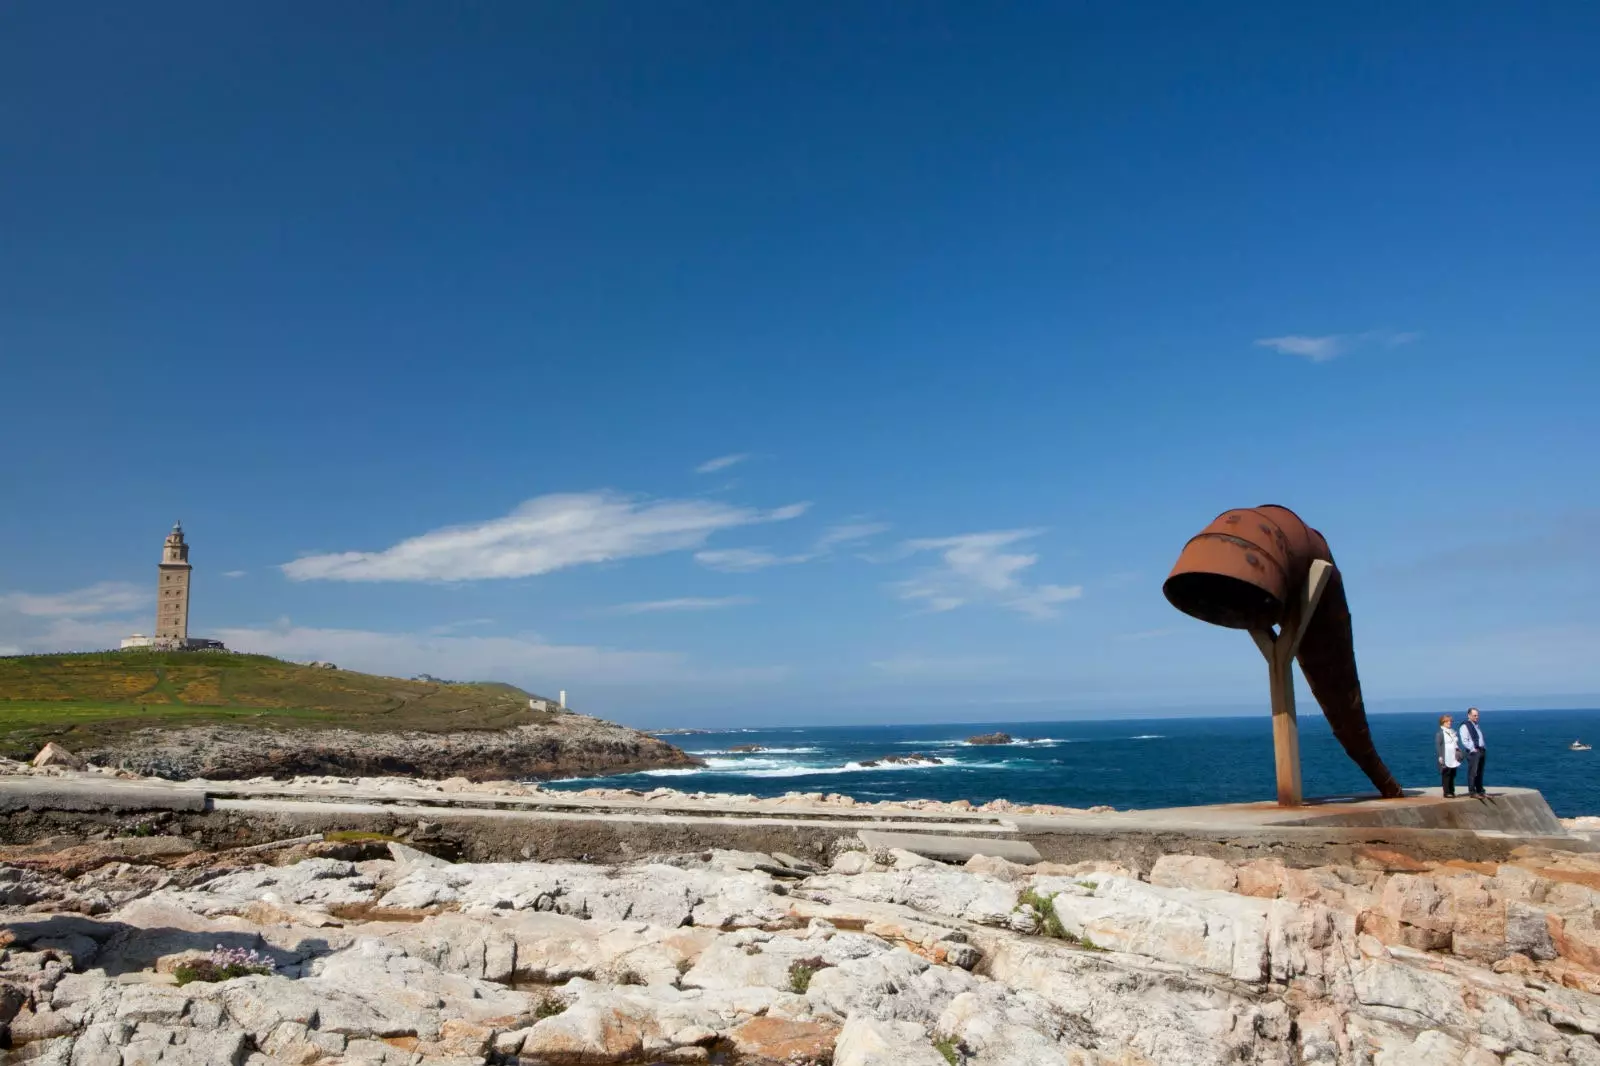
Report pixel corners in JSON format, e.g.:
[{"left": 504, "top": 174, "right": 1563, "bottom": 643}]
[
  {"left": 0, "top": 774, "right": 1590, "bottom": 871},
  {"left": 1115, "top": 786, "right": 1566, "bottom": 835}
]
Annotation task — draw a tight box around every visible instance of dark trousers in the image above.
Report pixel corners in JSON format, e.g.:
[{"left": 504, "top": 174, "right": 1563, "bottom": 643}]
[
  {"left": 1465, "top": 750, "right": 1486, "bottom": 794},
  {"left": 1440, "top": 765, "right": 1457, "bottom": 797}
]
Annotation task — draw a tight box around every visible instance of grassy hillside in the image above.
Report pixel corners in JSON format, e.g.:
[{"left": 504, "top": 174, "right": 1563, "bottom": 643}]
[{"left": 0, "top": 650, "right": 553, "bottom": 757}]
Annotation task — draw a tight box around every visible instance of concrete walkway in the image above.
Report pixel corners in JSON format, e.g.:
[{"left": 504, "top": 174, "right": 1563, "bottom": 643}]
[{"left": 1, "top": 774, "right": 1590, "bottom": 869}]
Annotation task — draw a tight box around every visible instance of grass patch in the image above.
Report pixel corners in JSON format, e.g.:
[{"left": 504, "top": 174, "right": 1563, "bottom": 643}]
[
  {"left": 788, "top": 957, "right": 828, "bottom": 994},
  {"left": 323, "top": 830, "right": 400, "bottom": 843},
  {"left": 534, "top": 996, "right": 566, "bottom": 1020},
  {"left": 1018, "top": 888, "right": 1067, "bottom": 940},
  {"left": 0, "top": 650, "right": 552, "bottom": 757},
  {"left": 934, "top": 1037, "right": 962, "bottom": 1064}
]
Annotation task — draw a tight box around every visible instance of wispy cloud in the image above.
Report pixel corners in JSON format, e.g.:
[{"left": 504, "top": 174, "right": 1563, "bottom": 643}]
[
  {"left": 281, "top": 491, "right": 810, "bottom": 582},
  {"left": 425, "top": 618, "right": 497, "bottom": 635},
  {"left": 695, "top": 521, "right": 891, "bottom": 573},
  {"left": 895, "top": 530, "right": 1083, "bottom": 619},
  {"left": 816, "top": 522, "right": 892, "bottom": 551},
  {"left": 605, "top": 596, "right": 756, "bottom": 615},
  {"left": 695, "top": 453, "right": 750, "bottom": 474},
  {"left": 222, "top": 570, "right": 247, "bottom": 579},
  {"left": 694, "top": 548, "right": 811, "bottom": 573},
  {"left": 209, "top": 624, "right": 790, "bottom": 692},
  {"left": 1255, "top": 329, "right": 1421, "bottom": 363},
  {"left": 0, "top": 582, "right": 147, "bottom": 618}
]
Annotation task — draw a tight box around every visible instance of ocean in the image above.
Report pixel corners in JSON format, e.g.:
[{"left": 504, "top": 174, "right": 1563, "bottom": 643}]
[{"left": 544, "top": 709, "right": 1600, "bottom": 818}]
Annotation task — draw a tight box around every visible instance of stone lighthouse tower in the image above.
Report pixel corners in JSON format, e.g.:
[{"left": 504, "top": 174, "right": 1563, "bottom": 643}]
[{"left": 155, "top": 522, "right": 192, "bottom": 647}]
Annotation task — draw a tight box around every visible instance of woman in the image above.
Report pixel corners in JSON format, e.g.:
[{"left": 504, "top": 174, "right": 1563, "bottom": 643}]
[{"left": 1435, "top": 713, "right": 1460, "bottom": 797}]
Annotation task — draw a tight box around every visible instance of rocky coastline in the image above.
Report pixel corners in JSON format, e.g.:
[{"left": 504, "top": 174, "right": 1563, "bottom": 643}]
[
  {"left": 69, "top": 714, "right": 699, "bottom": 782},
  {"left": 2, "top": 755, "right": 1600, "bottom": 1063}
]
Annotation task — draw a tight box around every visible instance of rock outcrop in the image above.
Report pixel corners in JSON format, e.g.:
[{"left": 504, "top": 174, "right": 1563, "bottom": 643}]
[
  {"left": 965, "top": 733, "right": 1013, "bottom": 746},
  {"left": 71, "top": 713, "right": 699, "bottom": 782},
  {"left": 5, "top": 818, "right": 1600, "bottom": 1064}
]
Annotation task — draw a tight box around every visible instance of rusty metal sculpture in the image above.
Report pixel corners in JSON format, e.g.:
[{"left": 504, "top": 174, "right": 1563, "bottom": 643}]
[{"left": 1163, "top": 505, "right": 1402, "bottom": 805}]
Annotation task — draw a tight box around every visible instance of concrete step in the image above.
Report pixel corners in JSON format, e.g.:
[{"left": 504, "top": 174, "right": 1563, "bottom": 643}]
[{"left": 858, "top": 829, "right": 1041, "bottom": 864}]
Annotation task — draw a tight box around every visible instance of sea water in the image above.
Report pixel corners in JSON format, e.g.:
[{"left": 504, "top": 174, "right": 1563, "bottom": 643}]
[{"left": 543, "top": 709, "right": 1600, "bottom": 817}]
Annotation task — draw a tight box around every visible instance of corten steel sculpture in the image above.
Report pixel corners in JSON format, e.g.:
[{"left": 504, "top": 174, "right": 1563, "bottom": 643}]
[{"left": 1163, "top": 505, "right": 1403, "bottom": 806}]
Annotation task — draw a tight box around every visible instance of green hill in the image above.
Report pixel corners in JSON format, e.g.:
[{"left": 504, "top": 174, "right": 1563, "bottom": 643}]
[{"left": 0, "top": 650, "right": 553, "bottom": 758}]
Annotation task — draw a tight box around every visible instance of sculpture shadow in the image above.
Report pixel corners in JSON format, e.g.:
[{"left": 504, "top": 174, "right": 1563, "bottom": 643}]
[{"left": 2, "top": 913, "right": 336, "bottom": 977}]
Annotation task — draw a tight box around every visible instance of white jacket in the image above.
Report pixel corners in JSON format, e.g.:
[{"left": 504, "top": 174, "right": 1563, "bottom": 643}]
[{"left": 1439, "top": 727, "right": 1460, "bottom": 769}]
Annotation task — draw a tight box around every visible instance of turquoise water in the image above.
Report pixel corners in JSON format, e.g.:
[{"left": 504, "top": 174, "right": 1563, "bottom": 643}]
[{"left": 545, "top": 709, "right": 1600, "bottom": 817}]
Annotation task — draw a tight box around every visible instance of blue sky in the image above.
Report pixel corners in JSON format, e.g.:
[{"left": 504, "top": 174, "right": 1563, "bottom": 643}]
[{"left": 2, "top": 3, "right": 1597, "bottom": 726}]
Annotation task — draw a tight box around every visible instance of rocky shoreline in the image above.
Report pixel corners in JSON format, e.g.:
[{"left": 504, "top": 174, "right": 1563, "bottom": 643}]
[
  {"left": 68, "top": 714, "right": 699, "bottom": 783},
  {"left": 2, "top": 758, "right": 1600, "bottom": 1063}
]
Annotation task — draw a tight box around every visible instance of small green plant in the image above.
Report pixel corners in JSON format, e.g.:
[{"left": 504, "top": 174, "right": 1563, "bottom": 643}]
[
  {"left": 934, "top": 1037, "right": 962, "bottom": 1064},
  {"left": 533, "top": 995, "right": 566, "bottom": 1019},
  {"left": 1018, "top": 888, "right": 1067, "bottom": 940},
  {"left": 1074, "top": 879, "right": 1098, "bottom": 895},
  {"left": 173, "top": 945, "right": 274, "bottom": 986},
  {"left": 788, "top": 957, "right": 827, "bottom": 994}
]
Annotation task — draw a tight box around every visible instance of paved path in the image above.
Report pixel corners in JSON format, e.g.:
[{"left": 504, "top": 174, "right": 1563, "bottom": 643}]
[{"left": 2, "top": 774, "right": 1590, "bottom": 868}]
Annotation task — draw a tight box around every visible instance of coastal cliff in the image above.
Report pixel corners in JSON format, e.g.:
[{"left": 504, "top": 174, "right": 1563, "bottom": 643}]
[
  {"left": 0, "top": 651, "right": 698, "bottom": 781},
  {"left": 76, "top": 714, "right": 700, "bottom": 781}
]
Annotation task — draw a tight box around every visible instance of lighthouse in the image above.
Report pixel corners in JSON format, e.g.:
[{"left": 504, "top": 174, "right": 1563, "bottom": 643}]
[{"left": 155, "top": 522, "right": 192, "bottom": 647}]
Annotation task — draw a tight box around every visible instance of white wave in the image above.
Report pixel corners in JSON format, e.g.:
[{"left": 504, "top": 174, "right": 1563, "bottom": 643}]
[
  {"left": 703, "top": 758, "right": 1021, "bottom": 779},
  {"left": 563, "top": 755, "right": 1024, "bottom": 784},
  {"left": 1129, "top": 734, "right": 1165, "bottom": 740},
  {"left": 686, "top": 747, "right": 821, "bottom": 756},
  {"left": 892, "top": 737, "right": 1072, "bottom": 747},
  {"left": 700, "top": 756, "right": 816, "bottom": 770}
]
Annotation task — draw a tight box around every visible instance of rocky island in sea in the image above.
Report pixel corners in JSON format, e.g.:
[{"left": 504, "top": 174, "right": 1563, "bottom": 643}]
[{"left": 3, "top": 750, "right": 1600, "bottom": 1065}]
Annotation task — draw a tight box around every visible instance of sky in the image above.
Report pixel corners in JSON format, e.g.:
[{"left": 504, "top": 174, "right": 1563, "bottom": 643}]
[{"left": 2, "top": 3, "right": 1597, "bottom": 727}]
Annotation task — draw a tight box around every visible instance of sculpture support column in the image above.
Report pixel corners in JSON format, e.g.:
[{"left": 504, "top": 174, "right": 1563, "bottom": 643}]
[{"left": 1249, "top": 559, "right": 1333, "bottom": 807}]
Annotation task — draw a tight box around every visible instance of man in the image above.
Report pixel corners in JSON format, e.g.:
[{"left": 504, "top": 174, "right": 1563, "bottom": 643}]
[{"left": 1459, "top": 707, "right": 1487, "bottom": 796}]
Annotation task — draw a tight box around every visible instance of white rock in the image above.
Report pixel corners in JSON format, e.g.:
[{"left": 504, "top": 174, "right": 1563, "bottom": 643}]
[
  {"left": 387, "top": 841, "right": 451, "bottom": 868},
  {"left": 804, "top": 870, "right": 1019, "bottom": 926},
  {"left": 889, "top": 848, "right": 939, "bottom": 870},
  {"left": 834, "top": 1015, "right": 949, "bottom": 1066},
  {"left": 830, "top": 851, "right": 883, "bottom": 875},
  {"left": 32, "top": 742, "right": 87, "bottom": 770}
]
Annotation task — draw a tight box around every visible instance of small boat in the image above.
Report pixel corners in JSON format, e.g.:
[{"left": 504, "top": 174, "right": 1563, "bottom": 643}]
[{"left": 1571, "top": 740, "right": 1593, "bottom": 751}]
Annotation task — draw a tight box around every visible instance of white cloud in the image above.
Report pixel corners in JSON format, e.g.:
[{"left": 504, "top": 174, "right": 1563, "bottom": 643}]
[
  {"left": 223, "top": 570, "right": 247, "bottom": 578},
  {"left": 207, "top": 624, "right": 790, "bottom": 694},
  {"left": 895, "top": 530, "right": 1084, "bottom": 619},
  {"left": 695, "top": 520, "right": 890, "bottom": 573},
  {"left": 694, "top": 548, "right": 811, "bottom": 573},
  {"left": 605, "top": 596, "right": 756, "bottom": 615},
  {"left": 0, "top": 582, "right": 148, "bottom": 618},
  {"left": 0, "top": 645, "right": 23, "bottom": 656},
  {"left": 281, "top": 491, "right": 810, "bottom": 582},
  {"left": 815, "top": 522, "right": 892, "bottom": 550},
  {"left": 695, "top": 453, "right": 750, "bottom": 474},
  {"left": 425, "top": 618, "right": 497, "bottom": 635},
  {"left": 1255, "top": 329, "right": 1421, "bottom": 363}
]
